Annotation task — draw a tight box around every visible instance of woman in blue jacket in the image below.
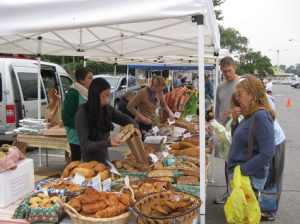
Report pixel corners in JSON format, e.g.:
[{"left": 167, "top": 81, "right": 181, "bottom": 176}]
[{"left": 228, "top": 75, "right": 276, "bottom": 220}]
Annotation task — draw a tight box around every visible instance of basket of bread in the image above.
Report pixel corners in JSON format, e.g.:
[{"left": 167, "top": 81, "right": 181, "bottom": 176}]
[
  {"left": 13, "top": 193, "right": 64, "bottom": 223},
  {"left": 132, "top": 191, "right": 201, "bottom": 224},
  {"left": 64, "top": 187, "right": 132, "bottom": 224},
  {"left": 61, "top": 161, "right": 111, "bottom": 181}
]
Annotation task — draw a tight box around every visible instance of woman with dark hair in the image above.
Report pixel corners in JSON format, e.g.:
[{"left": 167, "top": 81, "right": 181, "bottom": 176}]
[
  {"left": 75, "top": 78, "right": 136, "bottom": 163},
  {"left": 63, "top": 67, "right": 93, "bottom": 161}
]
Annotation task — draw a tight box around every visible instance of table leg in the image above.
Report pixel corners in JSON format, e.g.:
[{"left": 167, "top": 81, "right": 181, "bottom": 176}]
[
  {"left": 46, "top": 148, "right": 49, "bottom": 167},
  {"left": 38, "top": 147, "right": 42, "bottom": 167}
]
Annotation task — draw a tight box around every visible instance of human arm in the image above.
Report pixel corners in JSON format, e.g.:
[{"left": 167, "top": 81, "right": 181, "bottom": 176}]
[
  {"left": 240, "top": 111, "right": 275, "bottom": 177},
  {"left": 214, "top": 87, "right": 221, "bottom": 122},
  {"left": 127, "top": 90, "right": 152, "bottom": 124}
]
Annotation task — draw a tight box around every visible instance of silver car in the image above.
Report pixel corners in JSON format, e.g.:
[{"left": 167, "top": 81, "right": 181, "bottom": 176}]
[{"left": 93, "top": 74, "right": 140, "bottom": 107}]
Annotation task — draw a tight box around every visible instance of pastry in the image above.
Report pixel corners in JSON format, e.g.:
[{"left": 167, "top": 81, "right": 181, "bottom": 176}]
[
  {"left": 73, "top": 167, "right": 95, "bottom": 178},
  {"left": 68, "top": 198, "right": 82, "bottom": 212},
  {"left": 99, "top": 169, "right": 110, "bottom": 180},
  {"left": 78, "top": 162, "right": 95, "bottom": 169},
  {"left": 94, "top": 163, "right": 107, "bottom": 173},
  {"left": 61, "top": 161, "right": 81, "bottom": 178}
]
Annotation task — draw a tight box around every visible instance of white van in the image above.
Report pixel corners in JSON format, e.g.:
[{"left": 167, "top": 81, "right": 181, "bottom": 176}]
[{"left": 0, "top": 58, "right": 73, "bottom": 140}]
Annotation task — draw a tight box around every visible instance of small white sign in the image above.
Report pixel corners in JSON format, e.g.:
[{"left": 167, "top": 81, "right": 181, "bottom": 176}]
[
  {"left": 102, "top": 178, "right": 112, "bottom": 192},
  {"left": 152, "top": 126, "right": 159, "bottom": 135},
  {"left": 91, "top": 174, "right": 102, "bottom": 191},
  {"left": 162, "top": 151, "right": 170, "bottom": 158},
  {"left": 73, "top": 173, "right": 85, "bottom": 186},
  {"left": 183, "top": 132, "right": 192, "bottom": 139},
  {"left": 149, "top": 153, "right": 159, "bottom": 163}
]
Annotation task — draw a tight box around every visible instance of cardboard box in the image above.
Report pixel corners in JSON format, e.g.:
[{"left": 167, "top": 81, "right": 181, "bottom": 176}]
[{"left": 0, "top": 159, "right": 34, "bottom": 208}]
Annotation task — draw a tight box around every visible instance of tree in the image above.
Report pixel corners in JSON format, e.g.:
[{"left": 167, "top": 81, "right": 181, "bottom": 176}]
[
  {"left": 237, "top": 50, "right": 274, "bottom": 77},
  {"left": 286, "top": 65, "right": 296, "bottom": 74},
  {"left": 279, "top": 65, "right": 286, "bottom": 72},
  {"left": 220, "top": 26, "right": 248, "bottom": 53},
  {"left": 213, "top": 0, "right": 226, "bottom": 21},
  {"left": 296, "top": 64, "right": 300, "bottom": 76}
]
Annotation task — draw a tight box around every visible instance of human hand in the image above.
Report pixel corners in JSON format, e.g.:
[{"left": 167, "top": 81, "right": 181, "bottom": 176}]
[
  {"left": 137, "top": 114, "right": 152, "bottom": 125},
  {"left": 231, "top": 107, "right": 241, "bottom": 121},
  {"left": 111, "top": 135, "right": 122, "bottom": 147}
]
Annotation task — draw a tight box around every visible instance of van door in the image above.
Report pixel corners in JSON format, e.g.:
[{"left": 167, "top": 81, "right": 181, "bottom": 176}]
[
  {"left": 0, "top": 71, "right": 4, "bottom": 127},
  {"left": 12, "top": 66, "right": 47, "bottom": 119}
]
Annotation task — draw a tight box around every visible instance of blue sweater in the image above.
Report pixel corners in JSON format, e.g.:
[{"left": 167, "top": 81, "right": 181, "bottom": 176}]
[{"left": 228, "top": 110, "right": 275, "bottom": 178}]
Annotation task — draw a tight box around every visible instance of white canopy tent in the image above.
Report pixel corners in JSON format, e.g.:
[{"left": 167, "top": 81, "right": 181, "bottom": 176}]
[{"left": 0, "top": 1, "right": 220, "bottom": 223}]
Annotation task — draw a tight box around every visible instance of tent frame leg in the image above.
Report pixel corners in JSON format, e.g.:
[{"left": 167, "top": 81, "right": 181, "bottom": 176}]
[{"left": 194, "top": 14, "right": 206, "bottom": 224}]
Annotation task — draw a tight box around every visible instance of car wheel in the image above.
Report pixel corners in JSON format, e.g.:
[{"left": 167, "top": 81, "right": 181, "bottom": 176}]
[{"left": 296, "top": 84, "right": 300, "bottom": 89}]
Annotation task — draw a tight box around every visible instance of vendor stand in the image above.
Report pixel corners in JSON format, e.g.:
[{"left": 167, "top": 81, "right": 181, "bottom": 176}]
[{"left": 0, "top": 0, "right": 220, "bottom": 223}]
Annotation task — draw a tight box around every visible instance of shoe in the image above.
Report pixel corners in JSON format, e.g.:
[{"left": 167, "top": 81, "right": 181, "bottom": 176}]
[
  {"left": 214, "top": 192, "right": 229, "bottom": 204},
  {"left": 261, "top": 212, "right": 276, "bottom": 221}
]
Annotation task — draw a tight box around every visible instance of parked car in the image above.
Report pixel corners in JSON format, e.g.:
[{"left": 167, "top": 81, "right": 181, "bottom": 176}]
[
  {"left": 0, "top": 58, "right": 73, "bottom": 140},
  {"left": 291, "top": 81, "right": 300, "bottom": 88},
  {"left": 93, "top": 74, "right": 140, "bottom": 107}
]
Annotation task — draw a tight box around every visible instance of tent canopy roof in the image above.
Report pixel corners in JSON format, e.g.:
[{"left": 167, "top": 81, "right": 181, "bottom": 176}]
[{"left": 0, "top": 0, "right": 220, "bottom": 62}]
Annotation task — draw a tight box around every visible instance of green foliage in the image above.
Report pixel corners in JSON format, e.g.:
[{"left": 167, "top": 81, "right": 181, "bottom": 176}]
[
  {"left": 220, "top": 26, "right": 248, "bottom": 53},
  {"left": 213, "top": 0, "right": 226, "bottom": 21},
  {"left": 236, "top": 50, "right": 274, "bottom": 77}
]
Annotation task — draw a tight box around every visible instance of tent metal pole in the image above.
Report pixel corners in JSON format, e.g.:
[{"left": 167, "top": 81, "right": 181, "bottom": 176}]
[
  {"left": 126, "top": 65, "right": 129, "bottom": 91},
  {"left": 194, "top": 15, "right": 206, "bottom": 224},
  {"left": 83, "top": 56, "right": 87, "bottom": 68},
  {"left": 37, "top": 36, "right": 43, "bottom": 167}
]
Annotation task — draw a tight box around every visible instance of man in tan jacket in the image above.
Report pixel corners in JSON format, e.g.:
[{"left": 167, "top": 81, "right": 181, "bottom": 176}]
[{"left": 127, "top": 76, "right": 174, "bottom": 134}]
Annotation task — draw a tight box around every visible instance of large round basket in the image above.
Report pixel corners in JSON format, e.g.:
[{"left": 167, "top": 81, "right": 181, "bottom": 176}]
[
  {"left": 132, "top": 191, "right": 201, "bottom": 224},
  {"left": 64, "top": 202, "right": 130, "bottom": 224}
]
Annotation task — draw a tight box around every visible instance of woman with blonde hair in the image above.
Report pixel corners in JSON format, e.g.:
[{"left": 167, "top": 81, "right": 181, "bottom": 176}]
[{"left": 227, "top": 75, "right": 276, "bottom": 220}]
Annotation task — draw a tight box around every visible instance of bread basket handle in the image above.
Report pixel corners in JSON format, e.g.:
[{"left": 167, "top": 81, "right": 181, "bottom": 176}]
[
  {"left": 61, "top": 200, "right": 81, "bottom": 218},
  {"left": 120, "top": 185, "right": 136, "bottom": 202}
]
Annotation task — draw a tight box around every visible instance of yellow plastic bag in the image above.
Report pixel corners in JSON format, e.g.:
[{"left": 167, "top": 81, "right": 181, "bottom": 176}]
[{"left": 224, "top": 166, "right": 261, "bottom": 224}]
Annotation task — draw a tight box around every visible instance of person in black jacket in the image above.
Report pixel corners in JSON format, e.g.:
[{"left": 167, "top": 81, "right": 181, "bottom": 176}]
[
  {"left": 117, "top": 91, "right": 135, "bottom": 118},
  {"left": 75, "top": 78, "right": 137, "bottom": 164}
]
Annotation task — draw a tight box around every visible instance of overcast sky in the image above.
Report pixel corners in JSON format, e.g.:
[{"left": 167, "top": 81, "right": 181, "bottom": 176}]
[{"left": 220, "top": 0, "right": 300, "bottom": 67}]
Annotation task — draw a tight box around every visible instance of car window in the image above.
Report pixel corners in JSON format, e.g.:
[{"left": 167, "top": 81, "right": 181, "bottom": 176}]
[
  {"left": 128, "top": 76, "right": 137, "bottom": 87},
  {"left": 0, "top": 72, "right": 2, "bottom": 102},
  {"left": 41, "top": 67, "right": 59, "bottom": 93},
  {"left": 60, "top": 76, "right": 73, "bottom": 93},
  {"left": 120, "top": 78, "right": 127, "bottom": 87},
  {"left": 17, "top": 72, "right": 45, "bottom": 100}
]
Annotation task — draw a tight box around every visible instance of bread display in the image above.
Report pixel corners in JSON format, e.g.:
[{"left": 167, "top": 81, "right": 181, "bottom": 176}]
[
  {"left": 130, "top": 179, "right": 170, "bottom": 199},
  {"left": 29, "top": 193, "right": 60, "bottom": 209},
  {"left": 134, "top": 191, "right": 201, "bottom": 222},
  {"left": 67, "top": 188, "right": 130, "bottom": 218},
  {"left": 42, "top": 179, "right": 81, "bottom": 193},
  {"left": 61, "top": 161, "right": 110, "bottom": 181}
]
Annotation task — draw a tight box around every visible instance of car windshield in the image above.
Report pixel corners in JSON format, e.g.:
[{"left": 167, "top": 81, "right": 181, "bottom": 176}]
[{"left": 99, "top": 76, "right": 120, "bottom": 89}]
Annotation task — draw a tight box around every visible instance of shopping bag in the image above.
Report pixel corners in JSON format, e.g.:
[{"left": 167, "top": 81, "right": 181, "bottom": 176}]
[{"left": 224, "top": 166, "right": 261, "bottom": 224}]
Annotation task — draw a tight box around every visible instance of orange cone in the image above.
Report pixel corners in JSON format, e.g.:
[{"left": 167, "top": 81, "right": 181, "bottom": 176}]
[{"left": 286, "top": 98, "right": 292, "bottom": 108}]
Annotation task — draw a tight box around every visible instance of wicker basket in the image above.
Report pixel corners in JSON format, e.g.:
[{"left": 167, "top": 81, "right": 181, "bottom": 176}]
[
  {"left": 132, "top": 191, "right": 201, "bottom": 224},
  {"left": 64, "top": 203, "right": 130, "bottom": 224}
]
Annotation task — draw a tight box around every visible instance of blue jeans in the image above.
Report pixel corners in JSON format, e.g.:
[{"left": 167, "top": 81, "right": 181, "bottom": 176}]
[{"left": 251, "top": 165, "right": 270, "bottom": 192}]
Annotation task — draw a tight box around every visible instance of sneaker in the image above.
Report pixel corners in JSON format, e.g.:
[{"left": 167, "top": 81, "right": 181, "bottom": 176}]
[
  {"left": 214, "top": 192, "right": 229, "bottom": 204},
  {"left": 261, "top": 212, "right": 276, "bottom": 221}
]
